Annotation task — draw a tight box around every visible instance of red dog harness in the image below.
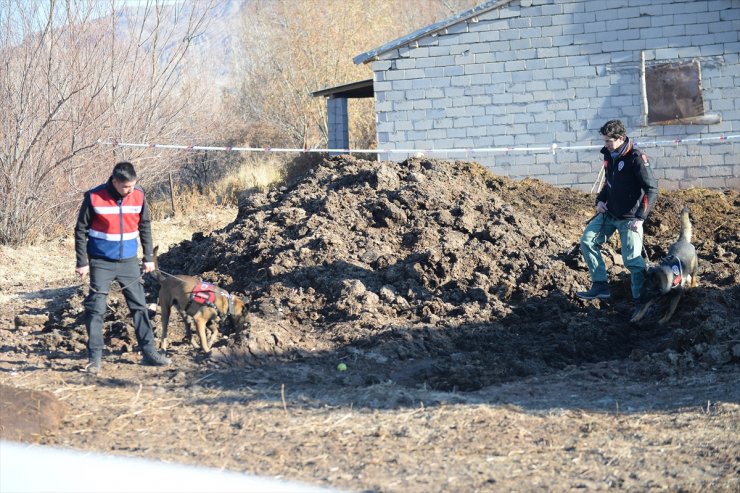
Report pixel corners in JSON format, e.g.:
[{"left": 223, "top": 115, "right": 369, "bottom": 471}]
[
  {"left": 186, "top": 281, "right": 218, "bottom": 316},
  {"left": 191, "top": 281, "right": 217, "bottom": 305},
  {"left": 186, "top": 281, "right": 237, "bottom": 317}
]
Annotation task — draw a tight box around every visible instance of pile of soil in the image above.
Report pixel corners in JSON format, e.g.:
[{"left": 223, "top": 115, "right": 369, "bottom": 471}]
[
  {"left": 154, "top": 157, "right": 739, "bottom": 388},
  {"left": 51, "top": 156, "right": 739, "bottom": 391},
  {"left": 4, "top": 156, "right": 737, "bottom": 492}
]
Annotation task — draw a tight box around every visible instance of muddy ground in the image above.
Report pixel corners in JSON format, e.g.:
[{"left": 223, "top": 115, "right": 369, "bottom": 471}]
[{"left": 1, "top": 156, "right": 738, "bottom": 492}]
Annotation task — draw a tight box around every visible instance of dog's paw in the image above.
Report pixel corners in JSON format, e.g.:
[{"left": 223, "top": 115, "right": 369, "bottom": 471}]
[{"left": 190, "top": 335, "right": 200, "bottom": 349}]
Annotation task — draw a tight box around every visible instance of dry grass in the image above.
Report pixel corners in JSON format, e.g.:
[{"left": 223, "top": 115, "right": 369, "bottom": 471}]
[
  {"left": 210, "top": 155, "right": 287, "bottom": 206},
  {"left": 21, "top": 369, "right": 740, "bottom": 493},
  {"left": 148, "top": 155, "right": 287, "bottom": 222}
]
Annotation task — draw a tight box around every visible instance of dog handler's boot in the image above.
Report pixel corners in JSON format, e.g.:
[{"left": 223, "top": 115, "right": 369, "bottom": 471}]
[
  {"left": 84, "top": 350, "right": 102, "bottom": 374},
  {"left": 576, "top": 281, "right": 611, "bottom": 300},
  {"left": 141, "top": 348, "right": 171, "bottom": 367}
]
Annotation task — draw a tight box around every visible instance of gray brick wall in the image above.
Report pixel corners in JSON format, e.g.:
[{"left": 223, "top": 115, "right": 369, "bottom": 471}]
[
  {"left": 369, "top": 0, "right": 740, "bottom": 190},
  {"left": 327, "top": 98, "right": 349, "bottom": 154}
]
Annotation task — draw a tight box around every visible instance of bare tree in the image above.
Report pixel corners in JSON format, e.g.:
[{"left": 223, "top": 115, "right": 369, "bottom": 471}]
[
  {"left": 0, "top": 0, "right": 216, "bottom": 245},
  {"left": 232, "top": 0, "right": 479, "bottom": 150}
]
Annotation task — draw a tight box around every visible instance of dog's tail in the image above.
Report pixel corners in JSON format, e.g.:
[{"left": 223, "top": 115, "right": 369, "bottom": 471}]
[
  {"left": 150, "top": 245, "right": 164, "bottom": 282},
  {"left": 678, "top": 206, "right": 692, "bottom": 243}
]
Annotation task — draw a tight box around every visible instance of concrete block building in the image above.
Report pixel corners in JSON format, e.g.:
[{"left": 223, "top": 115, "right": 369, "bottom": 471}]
[{"left": 352, "top": 0, "right": 739, "bottom": 190}]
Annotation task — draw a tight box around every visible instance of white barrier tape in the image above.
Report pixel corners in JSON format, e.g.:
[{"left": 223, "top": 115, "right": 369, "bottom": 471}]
[{"left": 98, "top": 134, "right": 739, "bottom": 155}]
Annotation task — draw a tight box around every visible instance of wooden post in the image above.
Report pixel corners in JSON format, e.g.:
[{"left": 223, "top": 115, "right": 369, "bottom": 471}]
[
  {"left": 168, "top": 171, "right": 177, "bottom": 217},
  {"left": 640, "top": 51, "right": 648, "bottom": 127}
]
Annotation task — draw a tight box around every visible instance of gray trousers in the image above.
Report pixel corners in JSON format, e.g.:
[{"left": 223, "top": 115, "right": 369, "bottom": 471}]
[{"left": 84, "top": 257, "right": 155, "bottom": 356}]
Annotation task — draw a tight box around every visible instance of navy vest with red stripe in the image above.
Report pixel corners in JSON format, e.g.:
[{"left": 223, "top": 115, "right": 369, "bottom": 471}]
[{"left": 87, "top": 183, "right": 144, "bottom": 260}]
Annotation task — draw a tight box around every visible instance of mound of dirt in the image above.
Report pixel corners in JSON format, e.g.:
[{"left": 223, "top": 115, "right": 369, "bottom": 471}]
[{"left": 52, "top": 157, "right": 740, "bottom": 391}]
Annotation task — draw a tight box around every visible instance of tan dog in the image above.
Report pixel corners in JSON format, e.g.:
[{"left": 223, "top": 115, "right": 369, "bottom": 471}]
[
  {"left": 631, "top": 206, "right": 699, "bottom": 325},
  {"left": 152, "top": 246, "right": 248, "bottom": 353}
]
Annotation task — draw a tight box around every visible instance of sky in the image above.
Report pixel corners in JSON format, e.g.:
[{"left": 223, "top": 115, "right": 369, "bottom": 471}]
[{"left": 1, "top": 0, "right": 194, "bottom": 37}]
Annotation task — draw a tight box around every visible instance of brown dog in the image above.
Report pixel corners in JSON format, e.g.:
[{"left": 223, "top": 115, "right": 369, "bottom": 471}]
[
  {"left": 152, "top": 246, "right": 248, "bottom": 353},
  {"left": 631, "top": 206, "right": 699, "bottom": 325}
]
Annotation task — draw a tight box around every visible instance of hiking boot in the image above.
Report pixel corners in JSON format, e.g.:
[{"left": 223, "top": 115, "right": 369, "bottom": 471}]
[
  {"left": 576, "top": 281, "right": 611, "bottom": 300},
  {"left": 84, "top": 351, "right": 102, "bottom": 374},
  {"left": 141, "top": 349, "right": 171, "bottom": 366}
]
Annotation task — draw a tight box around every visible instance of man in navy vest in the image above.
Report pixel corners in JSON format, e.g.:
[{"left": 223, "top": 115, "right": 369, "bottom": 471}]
[
  {"left": 74, "top": 161, "right": 170, "bottom": 373},
  {"left": 577, "top": 120, "right": 658, "bottom": 314}
]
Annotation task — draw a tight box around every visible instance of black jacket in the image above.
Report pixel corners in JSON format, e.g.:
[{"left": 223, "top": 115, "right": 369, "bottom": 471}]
[{"left": 596, "top": 137, "right": 658, "bottom": 220}]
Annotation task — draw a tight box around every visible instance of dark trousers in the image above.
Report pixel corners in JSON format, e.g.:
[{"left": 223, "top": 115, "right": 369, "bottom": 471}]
[{"left": 84, "top": 257, "right": 155, "bottom": 356}]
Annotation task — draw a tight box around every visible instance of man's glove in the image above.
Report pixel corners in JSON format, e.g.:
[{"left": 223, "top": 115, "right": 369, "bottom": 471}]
[
  {"left": 596, "top": 201, "right": 608, "bottom": 214},
  {"left": 628, "top": 219, "right": 644, "bottom": 232}
]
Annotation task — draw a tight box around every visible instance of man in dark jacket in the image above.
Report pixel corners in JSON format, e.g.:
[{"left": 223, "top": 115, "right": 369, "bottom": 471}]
[
  {"left": 577, "top": 120, "right": 658, "bottom": 308},
  {"left": 74, "top": 161, "right": 170, "bottom": 373}
]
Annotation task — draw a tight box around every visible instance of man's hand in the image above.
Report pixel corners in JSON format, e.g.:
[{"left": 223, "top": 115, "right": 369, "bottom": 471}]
[
  {"left": 142, "top": 261, "right": 155, "bottom": 273},
  {"left": 628, "top": 219, "right": 644, "bottom": 232},
  {"left": 596, "top": 201, "right": 608, "bottom": 214},
  {"left": 75, "top": 265, "right": 89, "bottom": 278}
]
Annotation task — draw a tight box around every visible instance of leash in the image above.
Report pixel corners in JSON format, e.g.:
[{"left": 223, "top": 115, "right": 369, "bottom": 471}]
[
  {"left": 80, "top": 263, "right": 240, "bottom": 316},
  {"left": 155, "top": 268, "right": 189, "bottom": 283},
  {"left": 79, "top": 264, "right": 173, "bottom": 294},
  {"left": 84, "top": 264, "right": 145, "bottom": 294},
  {"left": 586, "top": 212, "right": 652, "bottom": 264},
  {"left": 89, "top": 275, "right": 143, "bottom": 294},
  {"left": 641, "top": 241, "right": 651, "bottom": 264},
  {"left": 633, "top": 222, "right": 651, "bottom": 264}
]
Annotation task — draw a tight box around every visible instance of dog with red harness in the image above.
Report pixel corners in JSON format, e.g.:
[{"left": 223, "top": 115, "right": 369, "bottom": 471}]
[{"left": 152, "top": 246, "right": 248, "bottom": 353}]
